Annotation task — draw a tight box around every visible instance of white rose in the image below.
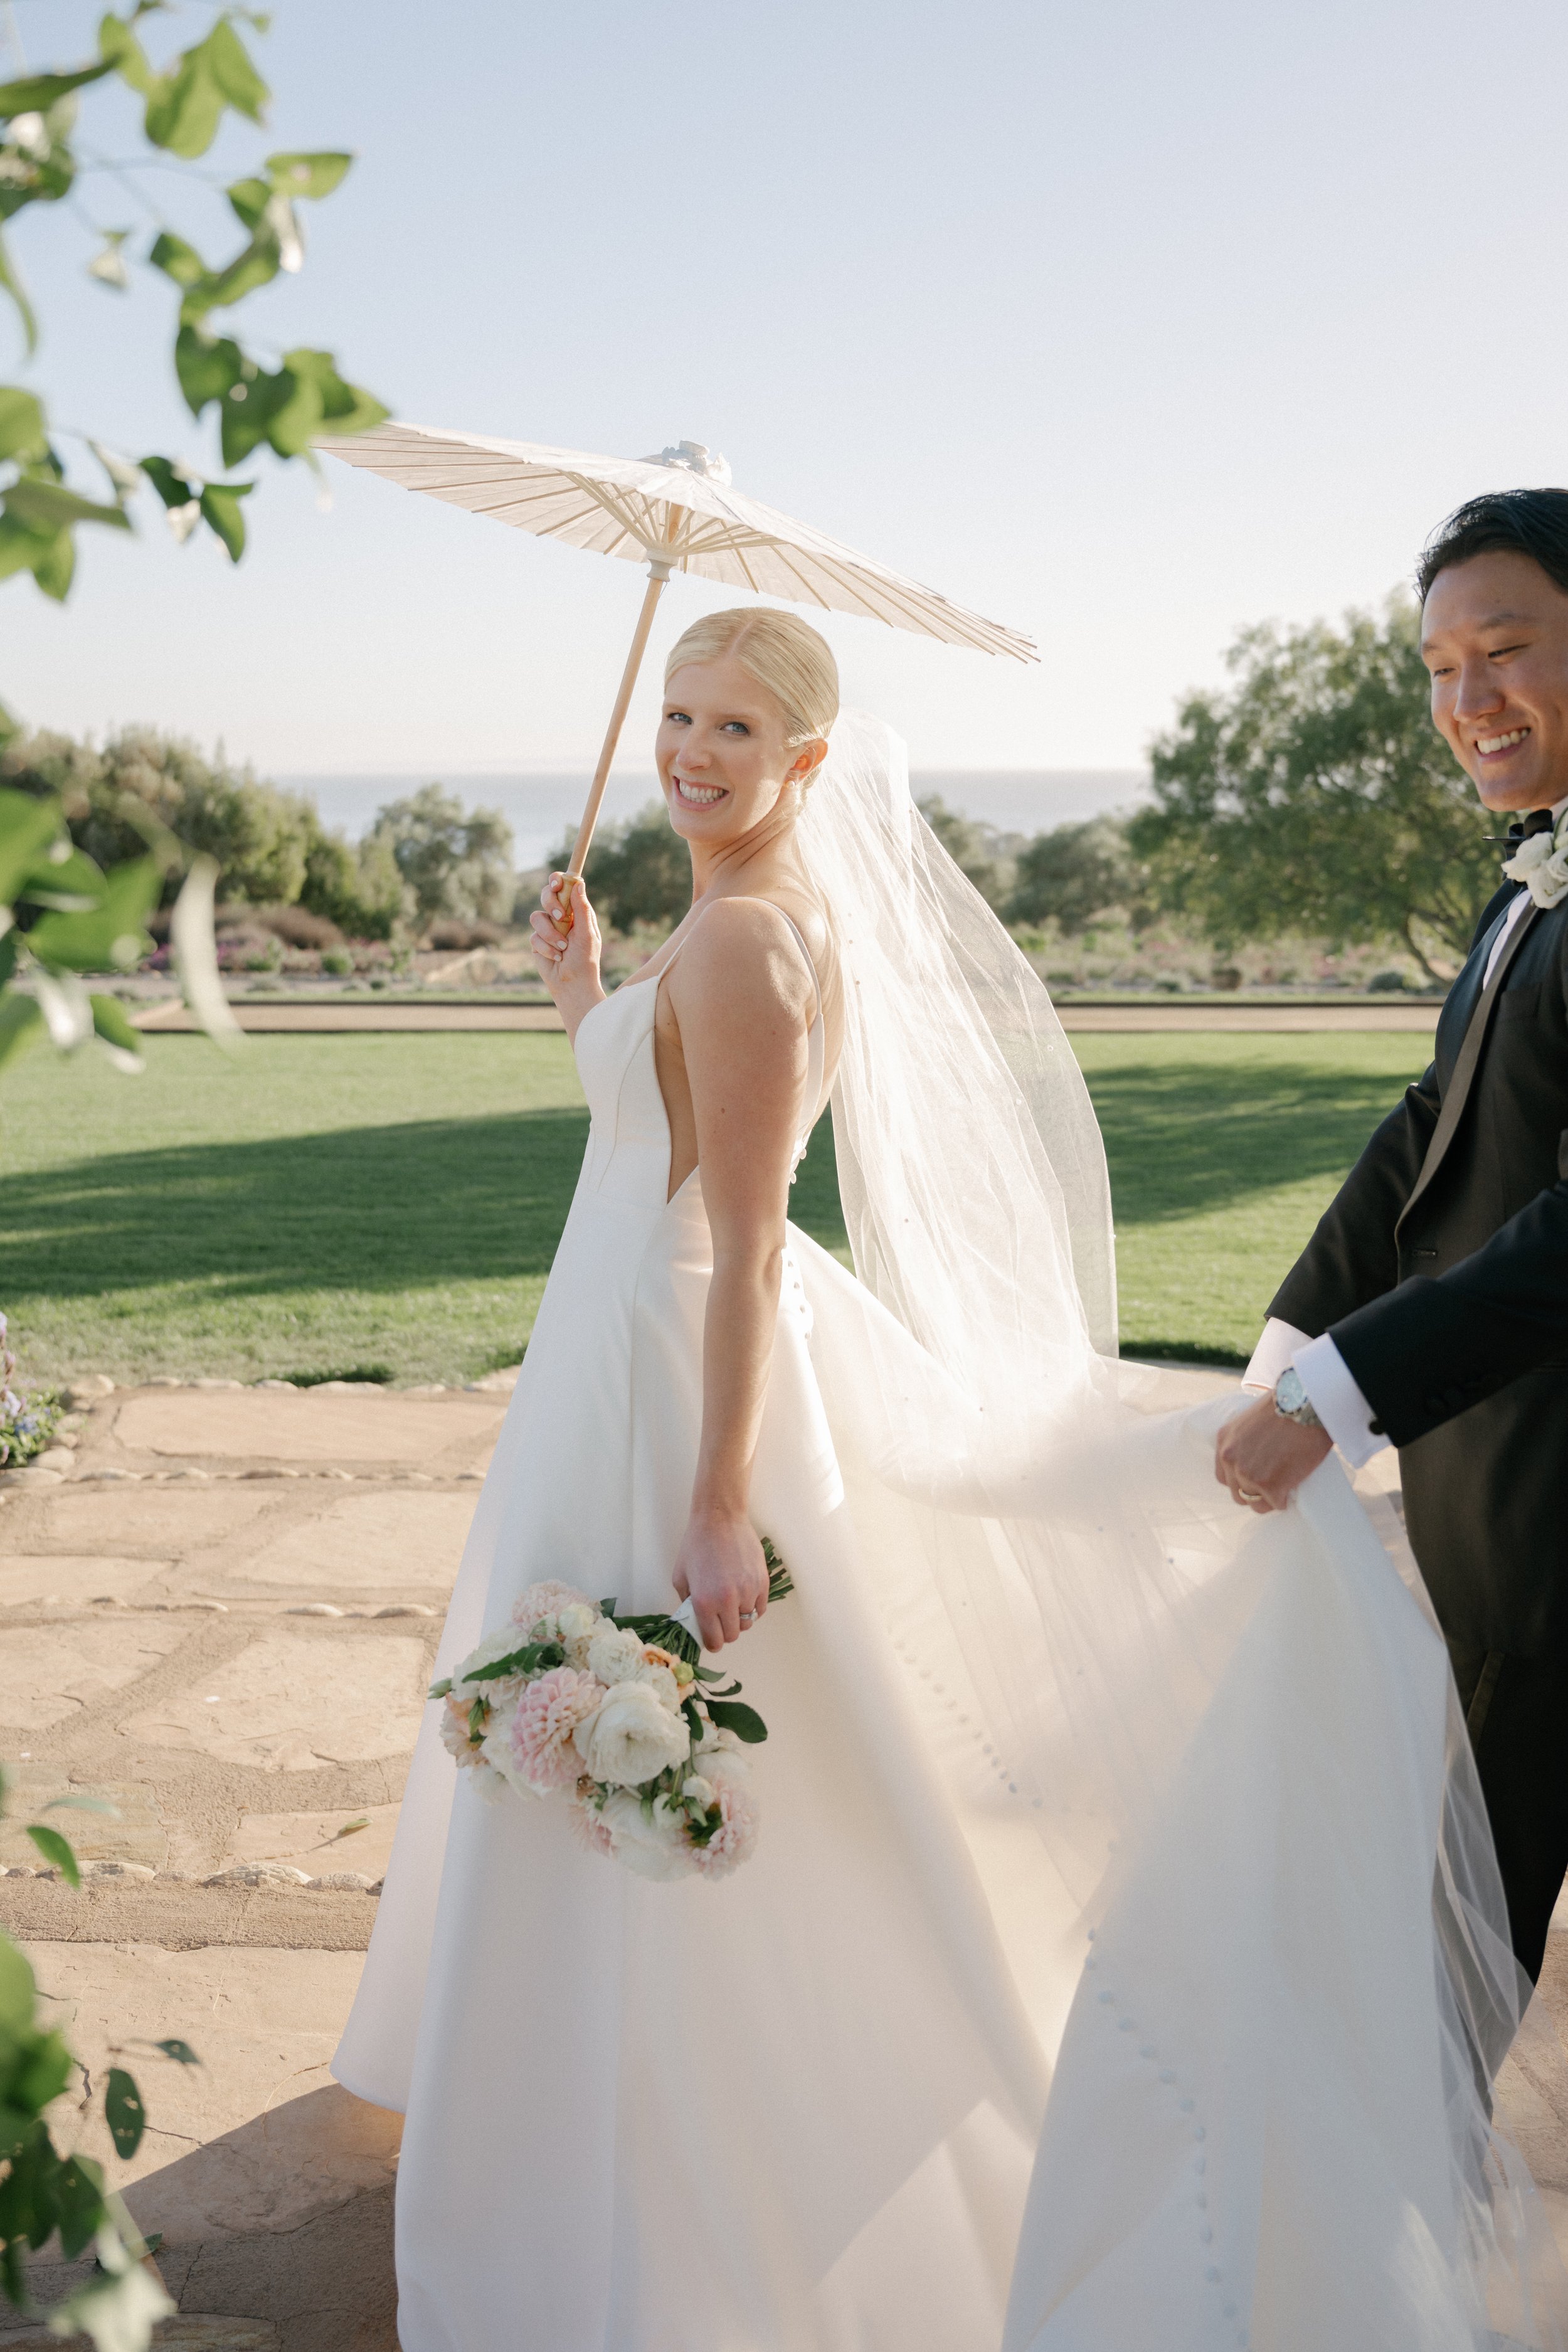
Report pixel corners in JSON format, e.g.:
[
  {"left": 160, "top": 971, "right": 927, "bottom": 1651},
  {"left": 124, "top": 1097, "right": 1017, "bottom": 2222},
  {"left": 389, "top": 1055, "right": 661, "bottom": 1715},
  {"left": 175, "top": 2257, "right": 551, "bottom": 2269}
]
[
  {"left": 681, "top": 1774, "right": 717, "bottom": 1811},
  {"left": 632, "top": 1660, "right": 683, "bottom": 1712},
  {"left": 704, "top": 1746, "right": 751, "bottom": 1791},
  {"left": 586, "top": 1624, "right": 647, "bottom": 1685},
  {"left": 575, "top": 1680, "right": 692, "bottom": 1788},
  {"left": 1538, "top": 848, "right": 1568, "bottom": 907},
  {"left": 601, "top": 1791, "right": 697, "bottom": 1880},
  {"left": 557, "top": 1602, "right": 602, "bottom": 1668}
]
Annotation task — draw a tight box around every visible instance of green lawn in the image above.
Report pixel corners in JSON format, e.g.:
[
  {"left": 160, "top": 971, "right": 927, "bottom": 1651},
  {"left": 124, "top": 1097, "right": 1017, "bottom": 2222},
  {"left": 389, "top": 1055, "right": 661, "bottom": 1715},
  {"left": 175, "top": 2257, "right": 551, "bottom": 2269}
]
[{"left": 0, "top": 1030, "right": 1429, "bottom": 1384}]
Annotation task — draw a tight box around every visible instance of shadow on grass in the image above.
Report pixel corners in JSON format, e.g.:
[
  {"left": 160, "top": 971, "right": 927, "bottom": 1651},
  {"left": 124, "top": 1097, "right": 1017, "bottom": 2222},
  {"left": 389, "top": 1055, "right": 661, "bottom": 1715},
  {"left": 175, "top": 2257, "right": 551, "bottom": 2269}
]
[
  {"left": 5, "top": 1106, "right": 594, "bottom": 1301},
  {"left": 4, "top": 1103, "right": 855, "bottom": 1306},
  {"left": 1084, "top": 1056, "right": 1407, "bottom": 1227}
]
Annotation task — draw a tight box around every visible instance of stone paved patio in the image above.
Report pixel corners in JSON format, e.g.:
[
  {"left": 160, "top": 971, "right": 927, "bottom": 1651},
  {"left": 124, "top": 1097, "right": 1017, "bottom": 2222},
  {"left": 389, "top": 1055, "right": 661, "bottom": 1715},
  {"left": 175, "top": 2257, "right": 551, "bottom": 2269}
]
[{"left": 3, "top": 1370, "right": 1565, "bottom": 2346}]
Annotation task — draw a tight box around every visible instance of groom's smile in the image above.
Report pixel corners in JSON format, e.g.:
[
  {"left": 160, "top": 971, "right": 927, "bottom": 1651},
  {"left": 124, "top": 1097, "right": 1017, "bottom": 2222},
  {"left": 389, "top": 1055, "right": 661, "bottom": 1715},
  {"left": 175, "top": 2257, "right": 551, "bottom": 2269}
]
[{"left": 1421, "top": 546, "right": 1568, "bottom": 810}]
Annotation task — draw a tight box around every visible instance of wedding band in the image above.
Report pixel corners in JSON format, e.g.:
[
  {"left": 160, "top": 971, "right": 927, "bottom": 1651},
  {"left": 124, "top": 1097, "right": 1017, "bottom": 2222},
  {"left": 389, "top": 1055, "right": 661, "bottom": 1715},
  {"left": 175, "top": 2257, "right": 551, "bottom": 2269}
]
[
  {"left": 1237, "top": 1486, "right": 1264, "bottom": 1503},
  {"left": 739, "top": 1611, "right": 756, "bottom": 1625}
]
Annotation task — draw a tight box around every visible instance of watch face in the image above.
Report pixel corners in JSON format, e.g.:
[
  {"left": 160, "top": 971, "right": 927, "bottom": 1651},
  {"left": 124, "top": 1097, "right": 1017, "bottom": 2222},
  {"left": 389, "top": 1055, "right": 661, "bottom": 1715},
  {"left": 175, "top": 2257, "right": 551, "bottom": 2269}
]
[{"left": 1276, "top": 1368, "right": 1305, "bottom": 1413}]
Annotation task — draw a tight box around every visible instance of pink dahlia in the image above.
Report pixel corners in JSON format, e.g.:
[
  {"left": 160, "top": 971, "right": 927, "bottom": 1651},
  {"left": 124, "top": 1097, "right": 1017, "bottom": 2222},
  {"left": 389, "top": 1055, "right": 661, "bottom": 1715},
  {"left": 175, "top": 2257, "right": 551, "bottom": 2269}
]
[
  {"left": 691, "top": 1764, "right": 760, "bottom": 1880},
  {"left": 569, "top": 1799, "right": 615, "bottom": 1858},
  {"left": 509, "top": 1666, "right": 603, "bottom": 1791},
  {"left": 511, "top": 1580, "right": 593, "bottom": 1632}
]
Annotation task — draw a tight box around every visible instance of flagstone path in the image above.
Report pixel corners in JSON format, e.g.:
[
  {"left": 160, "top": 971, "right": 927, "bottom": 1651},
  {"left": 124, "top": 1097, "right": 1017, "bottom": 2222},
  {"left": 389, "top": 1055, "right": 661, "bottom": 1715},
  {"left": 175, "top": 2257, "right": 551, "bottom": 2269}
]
[{"left": 1, "top": 1370, "right": 1564, "bottom": 2346}]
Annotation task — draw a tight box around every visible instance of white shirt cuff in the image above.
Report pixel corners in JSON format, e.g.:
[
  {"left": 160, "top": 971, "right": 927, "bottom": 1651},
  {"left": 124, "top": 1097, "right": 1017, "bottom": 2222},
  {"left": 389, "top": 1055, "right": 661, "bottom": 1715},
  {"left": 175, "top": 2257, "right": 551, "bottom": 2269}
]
[
  {"left": 1291, "top": 1332, "right": 1389, "bottom": 1469},
  {"left": 1242, "top": 1318, "right": 1308, "bottom": 1392}
]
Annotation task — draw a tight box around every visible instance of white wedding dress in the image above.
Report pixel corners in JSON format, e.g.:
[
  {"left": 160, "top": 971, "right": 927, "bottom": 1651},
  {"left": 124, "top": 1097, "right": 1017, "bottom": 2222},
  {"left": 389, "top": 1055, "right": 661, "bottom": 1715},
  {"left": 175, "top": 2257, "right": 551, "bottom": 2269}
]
[{"left": 336, "top": 715, "right": 1568, "bottom": 2352}]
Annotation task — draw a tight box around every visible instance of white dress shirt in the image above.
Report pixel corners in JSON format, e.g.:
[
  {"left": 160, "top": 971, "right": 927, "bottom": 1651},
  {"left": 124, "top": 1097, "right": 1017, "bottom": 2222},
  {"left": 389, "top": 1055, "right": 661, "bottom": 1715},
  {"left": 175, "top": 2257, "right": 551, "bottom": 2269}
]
[{"left": 1244, "top": 795, "right": 1567, "bottom": 1463}]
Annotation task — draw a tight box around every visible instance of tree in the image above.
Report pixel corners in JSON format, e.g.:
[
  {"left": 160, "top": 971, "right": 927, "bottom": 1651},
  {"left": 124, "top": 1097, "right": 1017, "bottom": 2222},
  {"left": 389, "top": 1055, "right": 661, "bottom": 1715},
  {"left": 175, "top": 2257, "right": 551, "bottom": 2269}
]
[
  {"left": 3, "top": 728, "right": 409, "bottom": 936},
  {"left": 1130, "top": 596, "right": 1497, "bottom": 979},
  {"left": 914, "top": 795, "right": 1018, "bottom": 914},
  {"left": 1009, "top": 816, "right": 1144, "bottom": 933},
  {"left": 551, "top": 803, "right": 692, "bottom": 934},
  {"left": 0, "top": 5, "right": 386, "bottom": 742},
  {"left": 369, "top": 785, "right": 515, "bottom": 933}
]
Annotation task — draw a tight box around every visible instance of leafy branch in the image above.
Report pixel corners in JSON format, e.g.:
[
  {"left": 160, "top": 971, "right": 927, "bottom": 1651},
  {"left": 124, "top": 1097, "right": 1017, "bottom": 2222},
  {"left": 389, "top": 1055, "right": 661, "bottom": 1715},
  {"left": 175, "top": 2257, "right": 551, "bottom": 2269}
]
[{"left": 0, "top": 3, "right": 388, "bottom": 743}]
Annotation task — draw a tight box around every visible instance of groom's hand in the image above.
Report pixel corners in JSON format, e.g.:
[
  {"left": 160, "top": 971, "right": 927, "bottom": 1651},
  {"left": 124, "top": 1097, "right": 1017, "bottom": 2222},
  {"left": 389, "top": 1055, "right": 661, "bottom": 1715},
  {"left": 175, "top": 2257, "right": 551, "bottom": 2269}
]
[{"left": 1215, "top": 1394, "right": 1333, "bottom": 1513}]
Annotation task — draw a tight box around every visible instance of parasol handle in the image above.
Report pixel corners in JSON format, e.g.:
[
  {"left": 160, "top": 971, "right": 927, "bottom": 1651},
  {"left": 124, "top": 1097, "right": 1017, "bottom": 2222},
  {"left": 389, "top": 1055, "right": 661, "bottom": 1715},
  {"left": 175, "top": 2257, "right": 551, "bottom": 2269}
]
[{"left": 558, "top": 555, "right": 673, "bottom": 923}]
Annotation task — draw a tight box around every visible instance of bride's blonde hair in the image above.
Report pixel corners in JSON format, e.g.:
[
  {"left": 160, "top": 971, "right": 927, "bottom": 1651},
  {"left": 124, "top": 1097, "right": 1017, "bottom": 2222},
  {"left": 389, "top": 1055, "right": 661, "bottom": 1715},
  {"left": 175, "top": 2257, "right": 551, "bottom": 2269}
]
[{"left": 663, "top": 608, "right": 839, "bottom": 779}]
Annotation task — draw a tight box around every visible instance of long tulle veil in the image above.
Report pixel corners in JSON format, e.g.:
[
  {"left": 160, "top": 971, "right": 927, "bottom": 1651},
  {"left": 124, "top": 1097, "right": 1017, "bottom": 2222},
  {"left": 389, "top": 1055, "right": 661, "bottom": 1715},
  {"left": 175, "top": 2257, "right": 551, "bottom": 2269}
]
[{"left": 795, "top": 711, "right": 1568, "bottom": 2348}]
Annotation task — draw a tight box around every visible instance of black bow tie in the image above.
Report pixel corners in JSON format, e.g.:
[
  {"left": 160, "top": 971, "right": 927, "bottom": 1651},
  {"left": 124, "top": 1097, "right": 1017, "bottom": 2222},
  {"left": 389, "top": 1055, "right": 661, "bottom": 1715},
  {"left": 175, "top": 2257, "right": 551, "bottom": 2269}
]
[{"left": 1496, "top": 806, "right": 1558, "bottom": 866}]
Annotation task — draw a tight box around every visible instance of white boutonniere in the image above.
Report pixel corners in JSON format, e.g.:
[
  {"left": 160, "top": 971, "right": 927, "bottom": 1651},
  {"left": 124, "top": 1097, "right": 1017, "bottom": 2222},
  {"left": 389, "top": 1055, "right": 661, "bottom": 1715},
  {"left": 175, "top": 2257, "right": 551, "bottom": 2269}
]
[{"left": 1502, "top": 809, "right": 1568, "bottom": 908}]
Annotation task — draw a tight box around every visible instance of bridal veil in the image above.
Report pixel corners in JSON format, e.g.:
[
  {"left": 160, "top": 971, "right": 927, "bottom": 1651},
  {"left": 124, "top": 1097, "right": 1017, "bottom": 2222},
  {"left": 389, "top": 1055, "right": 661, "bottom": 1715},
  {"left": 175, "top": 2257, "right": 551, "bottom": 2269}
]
[{"left": 792, "top": 711, "right": 1567, "bottom": 2349}]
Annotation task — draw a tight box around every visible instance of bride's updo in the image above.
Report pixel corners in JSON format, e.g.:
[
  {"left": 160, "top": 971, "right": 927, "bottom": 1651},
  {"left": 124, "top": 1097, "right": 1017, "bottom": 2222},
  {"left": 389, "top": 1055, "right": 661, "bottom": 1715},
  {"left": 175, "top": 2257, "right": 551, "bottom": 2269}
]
[{"left": 662, "top": 608, "right": 839, "bottom": 784}]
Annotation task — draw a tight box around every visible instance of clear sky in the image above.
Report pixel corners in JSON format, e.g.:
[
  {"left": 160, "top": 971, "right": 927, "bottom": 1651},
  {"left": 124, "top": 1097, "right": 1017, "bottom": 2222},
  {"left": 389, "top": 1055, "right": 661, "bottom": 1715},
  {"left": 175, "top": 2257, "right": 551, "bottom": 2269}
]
[{"left": 9, "top": 0, "right": 1568, "bottom": 779}]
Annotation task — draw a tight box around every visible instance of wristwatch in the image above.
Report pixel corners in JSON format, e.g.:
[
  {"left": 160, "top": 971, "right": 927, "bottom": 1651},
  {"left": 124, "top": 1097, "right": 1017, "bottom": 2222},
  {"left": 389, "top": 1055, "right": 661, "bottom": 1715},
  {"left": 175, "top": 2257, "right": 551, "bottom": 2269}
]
[{"left": 1273, "top": 1367, "right": 1323, "bottom": 1429}]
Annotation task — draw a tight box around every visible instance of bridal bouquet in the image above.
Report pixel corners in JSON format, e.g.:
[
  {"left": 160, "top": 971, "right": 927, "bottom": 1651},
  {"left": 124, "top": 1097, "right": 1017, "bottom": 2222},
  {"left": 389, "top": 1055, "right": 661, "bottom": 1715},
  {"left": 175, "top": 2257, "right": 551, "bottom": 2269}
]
[{"left": 430, "top": 1544, "right": 792, "bottom": 1881}]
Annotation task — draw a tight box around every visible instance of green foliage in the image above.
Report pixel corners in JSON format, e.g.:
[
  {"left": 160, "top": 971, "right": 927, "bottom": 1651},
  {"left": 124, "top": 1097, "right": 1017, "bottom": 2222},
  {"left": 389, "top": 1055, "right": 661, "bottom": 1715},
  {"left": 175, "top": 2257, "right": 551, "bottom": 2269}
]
[
  {"left": 1009, "top": 816, "right": 1146, "bottom": 933},
  {"left": 0, "top": 1764, "right": 185, "bottom": 2339},
  {"left": 370, "top": 785, "right": 515, "bottom": 933},
  {"left": 554, "top": 803, "right": 692, "bottom": 933},
  {"left": 3, "top": 728, "right": 408, "bottom": 935},
  {"left": 915, "top": 795, "right": 1020, "bottom": 913},
  {"left": 0, "top": 4, "right": 386, "bottom": 639},
  {"left": 1130, "top": 596, "right": 1497, "bottom": 978}
]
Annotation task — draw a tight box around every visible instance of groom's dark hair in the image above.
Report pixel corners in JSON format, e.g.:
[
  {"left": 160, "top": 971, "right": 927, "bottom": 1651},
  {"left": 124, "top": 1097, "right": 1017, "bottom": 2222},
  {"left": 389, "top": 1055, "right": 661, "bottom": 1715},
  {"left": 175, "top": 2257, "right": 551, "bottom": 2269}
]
[{"left": 1417, "top": 488, "right": 1568, "bottom": 604}]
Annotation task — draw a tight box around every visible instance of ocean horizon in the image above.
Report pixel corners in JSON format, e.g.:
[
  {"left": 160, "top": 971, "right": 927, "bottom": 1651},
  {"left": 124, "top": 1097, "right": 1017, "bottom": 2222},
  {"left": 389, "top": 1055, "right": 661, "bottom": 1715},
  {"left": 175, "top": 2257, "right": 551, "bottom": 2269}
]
[{"left": 279, "top": 768, "right": 1152, "bottom": 870}]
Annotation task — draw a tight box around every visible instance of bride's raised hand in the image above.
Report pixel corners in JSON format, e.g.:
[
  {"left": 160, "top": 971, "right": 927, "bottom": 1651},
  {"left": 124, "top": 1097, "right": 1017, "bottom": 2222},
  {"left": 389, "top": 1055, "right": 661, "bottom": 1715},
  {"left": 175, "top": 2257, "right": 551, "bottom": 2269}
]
[
  {"left": 530, "top": 872, "right": 606, "bottom": 1039},
  {"left": 672, "top": 1510, "right": 769, "bottom": 1653}
]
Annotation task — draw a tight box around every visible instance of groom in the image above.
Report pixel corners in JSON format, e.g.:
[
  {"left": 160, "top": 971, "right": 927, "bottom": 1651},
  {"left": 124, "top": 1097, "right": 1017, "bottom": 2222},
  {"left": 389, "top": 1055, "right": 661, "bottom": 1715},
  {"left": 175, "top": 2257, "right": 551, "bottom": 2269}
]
[{"left": 1215, "top": 487, "right": 1568, "bottom": 1984}]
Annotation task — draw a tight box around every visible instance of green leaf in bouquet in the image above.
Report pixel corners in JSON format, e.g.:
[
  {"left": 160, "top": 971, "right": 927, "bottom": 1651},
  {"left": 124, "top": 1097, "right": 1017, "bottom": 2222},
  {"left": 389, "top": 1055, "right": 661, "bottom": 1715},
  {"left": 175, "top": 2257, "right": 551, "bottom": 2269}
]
[
  {"left": 25, "top": 1823, "right": 80, "bottom": 1886},
  {"left": 466, "top": 1698, "right": 487, "bottom": 1742},
  {"left": 104, "top": 2065, "right": 146, "bottom": 2158},
  {"left": 464, "top": 1639, "right": 562, "bottom": 1683},
  {"left": 428, "top": 1677, "right": 453, "bottom": 1700},
  {"left": 762, "top": 1536, "right": 794, "bottom": 1601},
  {"left": 704, "top": 1700, "right": 769, "bottom": 1745}
]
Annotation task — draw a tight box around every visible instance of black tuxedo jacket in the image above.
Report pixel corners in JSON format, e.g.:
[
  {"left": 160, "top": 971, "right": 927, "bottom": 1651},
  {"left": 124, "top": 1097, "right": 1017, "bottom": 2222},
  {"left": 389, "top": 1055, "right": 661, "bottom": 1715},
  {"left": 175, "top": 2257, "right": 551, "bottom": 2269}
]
[{"left": 1270, "top": 880, "right": 1568, "bottom": 1654}]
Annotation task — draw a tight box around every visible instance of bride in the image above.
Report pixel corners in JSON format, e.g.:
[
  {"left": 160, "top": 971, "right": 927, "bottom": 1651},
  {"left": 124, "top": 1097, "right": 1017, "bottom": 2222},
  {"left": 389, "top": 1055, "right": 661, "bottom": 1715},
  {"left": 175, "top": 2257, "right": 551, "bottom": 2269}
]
[{"left": 334, "top": 609, "right": 1565, "bottom": 2351}]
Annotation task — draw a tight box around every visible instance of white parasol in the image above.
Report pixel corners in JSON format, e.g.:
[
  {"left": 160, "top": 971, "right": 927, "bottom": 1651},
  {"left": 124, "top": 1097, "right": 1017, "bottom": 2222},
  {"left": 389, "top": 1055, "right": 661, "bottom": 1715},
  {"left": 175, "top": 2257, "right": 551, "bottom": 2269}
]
[{"left": 324, "top": 422, "right": 1037, "bottom": 882}]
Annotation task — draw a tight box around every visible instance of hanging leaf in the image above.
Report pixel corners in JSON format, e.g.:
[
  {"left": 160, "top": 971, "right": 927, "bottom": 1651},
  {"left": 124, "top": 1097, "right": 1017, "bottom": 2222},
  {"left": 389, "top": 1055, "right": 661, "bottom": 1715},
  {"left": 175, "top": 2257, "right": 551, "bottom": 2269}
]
[
  {"left": 0, "top": 388, "right": 47, "bottom": 464},
  {"left": 174, "top": 324, "right": 244, "bottom": 417},
  {"left": 204, "top": 21, "right": 269, "bottom": 123},
  {"left": 198, "top": 479, "right": 252, "bottom": 562},
  {"left": 18, "top": 841, "right": 106, "bottom": 910},
  {"left": 0, "top": 993, "right": 43, "bottom": 1076},
  {"left": 27, "top": 854, "right": 160, "bottom": 970},
  {"left": 25, "top": 1824, "right": 80, "bottom": 1886},
  {"left": 98, "top": 14, "right": 155, "bottom": 98},
  {"left": 90, "top": 992, "right": 146, "bottom": 1071},
  {"left": 0, "top": 1936, "right": 35, "bottom": 2035},
  {"left": 0, "top": 225, "right": 37, "bottom": 352},
  {"left": 31, "top": 527, "right": 75, "bottom": 601},
  {"left": 266, "top": 149, "right": 351, "bottom": 201},
  {"left": 0, "top": 785, "right": 61, "bottom": 902},
  {"left": 149, "top": 229, "right": 206, "bottom": 290},
  {"left": 53, "top": 2153, "right": 106, "bottom": 2260},
  {"left": 285, "top": 348, "right": 387, "bottom": 439},
  {"left": 103, "top": 2066, "right": 146, "bottom": 2158},
  {"left": 140, "top": 453, "right": 198, "bottom": 509},
  {"left": 0, "top": 62, "right": 114, "bottom": 119},
  {"left": 4, "top": 477, "right": 132, "bottom": 536}
]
